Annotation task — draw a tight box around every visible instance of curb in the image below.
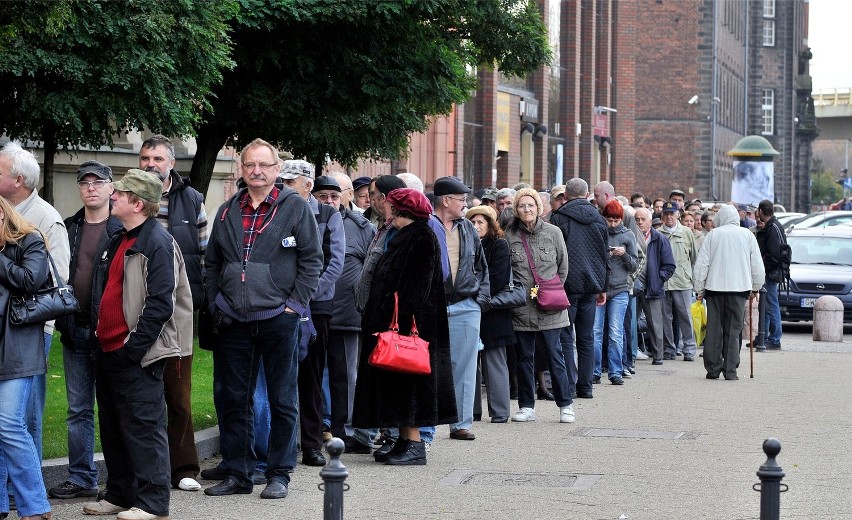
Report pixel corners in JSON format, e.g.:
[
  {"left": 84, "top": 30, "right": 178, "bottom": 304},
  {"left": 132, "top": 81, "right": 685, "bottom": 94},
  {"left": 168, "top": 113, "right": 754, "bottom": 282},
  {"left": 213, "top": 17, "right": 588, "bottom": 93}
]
[{"left": 41, "top": 425, "right": 221, "bottom": 487}]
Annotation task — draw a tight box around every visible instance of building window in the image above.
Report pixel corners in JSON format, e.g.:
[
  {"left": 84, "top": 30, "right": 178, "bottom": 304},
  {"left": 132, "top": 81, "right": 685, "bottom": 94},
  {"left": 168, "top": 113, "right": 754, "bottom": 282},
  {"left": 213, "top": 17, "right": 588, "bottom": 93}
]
[
  {"left": 763, "top": 0, "right": 775, "bottom": 18},
  {"left": 762, "top": 19, "right": 775, "bottom": 46},
  {"left": 761, "top": 89, "right": 774, "bottom": 135}
]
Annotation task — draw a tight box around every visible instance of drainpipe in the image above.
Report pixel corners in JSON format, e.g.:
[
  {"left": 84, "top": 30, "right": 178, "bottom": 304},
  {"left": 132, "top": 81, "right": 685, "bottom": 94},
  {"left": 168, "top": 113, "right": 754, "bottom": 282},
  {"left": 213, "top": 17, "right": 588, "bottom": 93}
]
[{"left": 710, "top": 0, "right": 720, "bottom": 200}]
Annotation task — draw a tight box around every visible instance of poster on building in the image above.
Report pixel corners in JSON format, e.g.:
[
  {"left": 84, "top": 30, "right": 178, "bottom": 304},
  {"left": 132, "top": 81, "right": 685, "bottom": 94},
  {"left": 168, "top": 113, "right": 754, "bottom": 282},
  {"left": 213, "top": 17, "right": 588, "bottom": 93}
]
[
  {"left": 496, "top": 92, "right": 511, "bottom": 152},
  {"left": 731, "top": 160, "right": 773, "bottom": 205}
]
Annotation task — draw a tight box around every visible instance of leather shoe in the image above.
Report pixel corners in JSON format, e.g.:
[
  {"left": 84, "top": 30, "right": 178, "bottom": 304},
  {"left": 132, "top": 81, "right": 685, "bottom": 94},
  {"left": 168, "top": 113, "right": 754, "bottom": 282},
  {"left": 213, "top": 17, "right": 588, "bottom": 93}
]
[
  {"left": 706, "top": 373, "right": 719, "bottom": 380},
  {"left": 203, "top": 476, "right": 252, "bottom": 496},
  {"left": 385, "top": 440, "right": 426, "bottom": 466},
  {"left": 490, "top": 416, "right": 508, "bottom": 423},
  {"left": 373, "top": 437, "right": 399, "bottom": 463},
  {"left": 683, "top": 354, "right": 694, "bottom": 361},
  {"left": 259, "top": 478, "right": 288, "bottom": 499},
  {"left": 652, "top": 359, "right": 664, "bottom": 366},
  {"left": 343, "top": 436, "right": 372, "bottom": 454},
  {"left": 251, "top": 471, "right": 267, "bottom": 486},
  {"left": 576, "top": 392, "right": 593, "bottom": 399},
  {"left": 663, "top": 354, "right": 676, "bottom": 360},
  {"left": 449, "top": 428, "right": 476, "bottom": 440},
  {"left": 536, "top": 388, "right": 555, "bottom": 400},
  {"left": 302, "top": 448, "right": 326, "bottom": 467},
  {"left": 724, "top": 374, "right": 739, "bottom": 381},
  {"left": 199, "top": 466, "right": 228, "bottom": 481}
]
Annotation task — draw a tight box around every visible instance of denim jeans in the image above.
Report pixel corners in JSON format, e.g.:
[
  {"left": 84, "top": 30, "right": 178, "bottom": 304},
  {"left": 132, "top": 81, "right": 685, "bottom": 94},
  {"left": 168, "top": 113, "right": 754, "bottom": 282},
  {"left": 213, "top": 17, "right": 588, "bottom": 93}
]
[
  {"left": 214, "top": 312, "right": 300, "bottom": 485},
  {"left": 0, "top": 376, "right": 51, "bottom": 517},
  {"left": 763, "top": 280, "right": 782, "bottom": 346},
  {"left": 593, "top": 292, "right": 628, "bottom": 379},
  {"left": 252, "top": 360, "right": 271, "bottom": 473},
  {"left": 24, "top": 333, "right": 51, "bottom": 461},
  {"left": 447, "top": 298, "right": 481, "bottom": 432},
  {"left": 62, "top": 327, "right": 98, "bottom": 489},
  {"left": 515, "top": 329, "right": 572, "bottom": 409}
]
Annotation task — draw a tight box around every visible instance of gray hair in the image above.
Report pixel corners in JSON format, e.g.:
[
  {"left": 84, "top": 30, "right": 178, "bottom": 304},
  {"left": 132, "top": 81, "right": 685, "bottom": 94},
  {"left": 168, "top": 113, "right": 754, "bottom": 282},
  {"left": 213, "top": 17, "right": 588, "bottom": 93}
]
[
  {"left": 635, "top": 207, "right": 652, "bottom": 220},
  {"left": 496, "top": 188, "right": 516, "bottom": 201},
  {"left": 396, "top": 172, "right": 424, "bottom": 193},
  {"left": 0, "top": 142, "right": 40, "bottom": 190},
  {"left": 565, "top": 178, "right": 588, "bottom": 199},
  {"left": 140, "top": 134, "right": 175, "bottom": 160},
  {"left": 329, "top": 171, "right": 353, "bottom": 190}
]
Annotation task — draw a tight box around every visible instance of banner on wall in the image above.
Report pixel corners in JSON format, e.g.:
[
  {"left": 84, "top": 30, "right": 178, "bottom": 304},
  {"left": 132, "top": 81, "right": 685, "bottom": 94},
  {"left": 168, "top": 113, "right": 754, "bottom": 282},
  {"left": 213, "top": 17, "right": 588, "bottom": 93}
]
[{"left": 731, "top": 160, "right": 774, "bottom": 205}]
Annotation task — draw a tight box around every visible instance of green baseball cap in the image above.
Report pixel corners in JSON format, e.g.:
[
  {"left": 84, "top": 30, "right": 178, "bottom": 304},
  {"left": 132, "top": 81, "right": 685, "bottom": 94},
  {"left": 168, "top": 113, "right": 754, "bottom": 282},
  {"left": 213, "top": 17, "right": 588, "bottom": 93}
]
[{"left": 112, "top": 169, "right": 163, "bottom": 203}]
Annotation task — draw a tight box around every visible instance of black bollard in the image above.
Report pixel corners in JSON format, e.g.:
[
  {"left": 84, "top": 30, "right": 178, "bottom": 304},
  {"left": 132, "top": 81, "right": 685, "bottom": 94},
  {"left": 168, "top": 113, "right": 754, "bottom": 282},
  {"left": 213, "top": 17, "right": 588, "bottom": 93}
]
[
  {"left": 755, "top": 286, "right": 767, "bottom": 348},
  {"left": 319, "top": 437, "right": 349, "bottom": 520},
  {"left": 754, "top": 438, "right": 787, "bottom": 520}
]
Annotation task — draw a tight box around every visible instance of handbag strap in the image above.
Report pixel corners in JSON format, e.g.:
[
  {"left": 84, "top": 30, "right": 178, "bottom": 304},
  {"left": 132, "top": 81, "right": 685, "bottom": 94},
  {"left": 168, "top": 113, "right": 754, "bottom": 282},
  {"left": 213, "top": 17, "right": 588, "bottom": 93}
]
[
  {"left": 45, "top": 251, "right": 66, "bottom": 290},
  {"left": 519, "top": 231, "right": 544, "bottom": 284},
  {"left": 390, "top": 291, "right": 420, "bottom": 336}
]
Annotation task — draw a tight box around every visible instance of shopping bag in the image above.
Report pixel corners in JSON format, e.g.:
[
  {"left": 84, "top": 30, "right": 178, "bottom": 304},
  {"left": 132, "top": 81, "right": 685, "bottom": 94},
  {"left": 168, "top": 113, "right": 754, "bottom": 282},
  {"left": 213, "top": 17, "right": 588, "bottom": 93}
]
[{"left": 691, "top": 300, "right": 707, "bottom": 346}]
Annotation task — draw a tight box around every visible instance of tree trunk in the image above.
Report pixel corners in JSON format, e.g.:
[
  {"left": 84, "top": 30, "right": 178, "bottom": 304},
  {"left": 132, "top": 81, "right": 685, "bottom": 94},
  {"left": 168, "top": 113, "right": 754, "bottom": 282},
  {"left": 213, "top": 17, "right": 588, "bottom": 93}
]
[
  {"left": 41, "top": 122, "right": 57, "bottom": 206},
  {"left": 189, "top": 122, "right": 231, "bottom": 199},
  {"left": 312, "top": 155, "right": 325, "bottom": 179}
]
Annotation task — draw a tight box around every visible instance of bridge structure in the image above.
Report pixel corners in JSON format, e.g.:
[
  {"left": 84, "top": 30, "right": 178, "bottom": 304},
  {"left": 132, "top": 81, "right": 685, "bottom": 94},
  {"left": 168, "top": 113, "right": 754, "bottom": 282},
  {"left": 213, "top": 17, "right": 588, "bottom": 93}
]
[{"left": 814, "top": 88, "right": 852, "bottom": 140}]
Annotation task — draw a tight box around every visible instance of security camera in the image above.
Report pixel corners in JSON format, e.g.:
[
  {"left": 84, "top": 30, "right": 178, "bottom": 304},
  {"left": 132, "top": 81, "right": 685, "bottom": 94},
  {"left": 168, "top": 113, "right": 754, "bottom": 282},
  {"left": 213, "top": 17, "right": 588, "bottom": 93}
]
[{"left": 688, "top": 95, "right": 699, "bottom": 105}]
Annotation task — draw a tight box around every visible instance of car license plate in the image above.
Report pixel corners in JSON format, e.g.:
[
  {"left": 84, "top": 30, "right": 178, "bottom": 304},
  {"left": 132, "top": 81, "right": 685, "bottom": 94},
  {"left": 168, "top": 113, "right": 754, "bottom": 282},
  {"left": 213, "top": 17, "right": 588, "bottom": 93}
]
[{"left": 801, "top": 297, "right": 817, "bottom": 308}]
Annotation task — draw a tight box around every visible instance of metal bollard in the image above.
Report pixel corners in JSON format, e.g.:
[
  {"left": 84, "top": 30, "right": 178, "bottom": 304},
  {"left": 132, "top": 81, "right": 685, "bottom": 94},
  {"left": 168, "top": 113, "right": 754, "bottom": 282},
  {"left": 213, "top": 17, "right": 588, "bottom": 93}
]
[
  {"left": 755, "top": 286, "right": 767, "bottom": 347},
  {"left": 319, "top": 437, "right": 349, "bottom": 520},
  {"left": 753, "top": 438, "right": 788, "bottom": 520}
]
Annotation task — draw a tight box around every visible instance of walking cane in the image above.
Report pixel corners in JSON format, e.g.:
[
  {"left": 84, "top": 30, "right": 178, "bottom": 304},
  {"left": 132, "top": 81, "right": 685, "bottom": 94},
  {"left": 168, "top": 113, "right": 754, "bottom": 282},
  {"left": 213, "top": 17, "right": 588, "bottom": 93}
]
[{"left": 748, "top": 294, "right": 754, "bottom": 379}]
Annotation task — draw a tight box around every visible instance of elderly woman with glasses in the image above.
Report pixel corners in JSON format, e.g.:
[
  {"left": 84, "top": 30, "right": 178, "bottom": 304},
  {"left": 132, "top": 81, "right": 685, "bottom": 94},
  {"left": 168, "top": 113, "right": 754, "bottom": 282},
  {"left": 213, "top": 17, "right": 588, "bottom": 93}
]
[{"left": 503, "top": 188, "right": 574, "bottom": 424}]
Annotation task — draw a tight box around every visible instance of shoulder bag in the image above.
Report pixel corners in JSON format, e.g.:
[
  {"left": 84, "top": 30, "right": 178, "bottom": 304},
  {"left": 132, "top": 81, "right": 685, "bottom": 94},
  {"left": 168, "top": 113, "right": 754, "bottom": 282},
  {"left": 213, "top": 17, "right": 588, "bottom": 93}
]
[
  {"left": 10, "top": 251, "right": 80, "bottom": 326},
  {"left": 370, "top": 292, "right": 431, "bottom": 375},
  {"left": 519, "top": 231, "right": 570, "bottom": 312},
  {"left": 490, "top": 267, "right": 527, "bottom": 309}
]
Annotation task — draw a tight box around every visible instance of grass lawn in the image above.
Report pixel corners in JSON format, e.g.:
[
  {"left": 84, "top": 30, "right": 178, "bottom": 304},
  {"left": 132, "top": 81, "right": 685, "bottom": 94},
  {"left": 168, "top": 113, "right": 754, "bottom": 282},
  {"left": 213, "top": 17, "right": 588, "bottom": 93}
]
[{"left": 43, "top": 334, "right": 217, "bottom": 460}]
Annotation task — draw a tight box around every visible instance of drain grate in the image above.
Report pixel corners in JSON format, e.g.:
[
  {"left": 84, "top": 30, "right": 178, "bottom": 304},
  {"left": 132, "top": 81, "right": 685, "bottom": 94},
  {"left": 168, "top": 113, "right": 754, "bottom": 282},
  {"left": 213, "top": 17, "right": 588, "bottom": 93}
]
[
  {"left": 571, "top": 428, "right": 699, "bottom": 440},
  {"left": 440, "top": 470, "right": 601, "bottom": 490}
]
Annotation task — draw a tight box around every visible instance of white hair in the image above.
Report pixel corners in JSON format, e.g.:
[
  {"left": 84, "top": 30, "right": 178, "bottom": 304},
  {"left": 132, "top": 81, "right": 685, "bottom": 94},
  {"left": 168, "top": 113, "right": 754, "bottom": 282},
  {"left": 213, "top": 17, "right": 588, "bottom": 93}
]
[
  {"left": 0, "top": 142, "right": 40, "bottom": 190},
  {"left": 396, "top": 172, "right": 424, "bottom": 193}
]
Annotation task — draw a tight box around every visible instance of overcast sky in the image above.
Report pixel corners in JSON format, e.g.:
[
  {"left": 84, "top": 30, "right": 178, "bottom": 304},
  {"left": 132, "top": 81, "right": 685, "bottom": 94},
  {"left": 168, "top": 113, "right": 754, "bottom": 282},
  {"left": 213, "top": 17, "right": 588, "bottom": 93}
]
[{"left": 808, "top": 0, "right": 852, "bottom": 92}]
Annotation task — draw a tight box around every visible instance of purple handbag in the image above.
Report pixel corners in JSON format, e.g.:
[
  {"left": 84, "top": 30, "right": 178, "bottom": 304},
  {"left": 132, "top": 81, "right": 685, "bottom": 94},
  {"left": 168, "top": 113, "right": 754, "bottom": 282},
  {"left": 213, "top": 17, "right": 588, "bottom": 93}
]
[{"left": 519, "top": 232, "right": 570, "bottom": 312}]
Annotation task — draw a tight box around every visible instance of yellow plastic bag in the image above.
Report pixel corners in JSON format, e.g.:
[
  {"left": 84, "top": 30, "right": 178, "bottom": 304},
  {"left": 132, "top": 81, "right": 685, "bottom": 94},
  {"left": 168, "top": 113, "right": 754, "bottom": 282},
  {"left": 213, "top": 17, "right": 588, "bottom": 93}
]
[{"left": 691, "top": 300, "right": 707, "bottom": 346}]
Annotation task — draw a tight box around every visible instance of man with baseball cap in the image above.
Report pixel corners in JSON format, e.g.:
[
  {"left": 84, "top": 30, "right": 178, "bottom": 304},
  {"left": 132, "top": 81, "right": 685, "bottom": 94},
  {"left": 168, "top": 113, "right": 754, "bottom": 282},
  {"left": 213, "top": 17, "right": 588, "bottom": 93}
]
[
  {"left": 83, "top": 169, "right": 193, "bottom": 520},
  {"left": 432, "top": 176, "right": 489, "bottom": 441},
  {"left": 658, "top": 201, "right": 698, "bottom": 362},
  {"left": 51, "top": 161, "right": 123, "bottom": 501}
]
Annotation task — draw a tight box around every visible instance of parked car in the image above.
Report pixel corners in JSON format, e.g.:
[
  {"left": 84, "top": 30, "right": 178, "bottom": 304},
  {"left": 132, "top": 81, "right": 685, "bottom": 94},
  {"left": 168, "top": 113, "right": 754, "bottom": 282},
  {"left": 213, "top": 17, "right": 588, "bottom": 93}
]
[
  {"left": 784, "top": 210, "right": 852, "bottom": 232},
  {"left": 777, "top": 227, "right": 852, "bottom": 323},
  {"left": 775, "top": 212, "right": 806, "bottom": 227}
]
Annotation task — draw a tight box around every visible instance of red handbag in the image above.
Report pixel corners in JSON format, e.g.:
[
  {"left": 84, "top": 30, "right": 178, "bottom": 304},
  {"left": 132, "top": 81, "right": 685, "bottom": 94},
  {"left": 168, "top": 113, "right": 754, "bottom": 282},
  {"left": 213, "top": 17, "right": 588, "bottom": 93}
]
[{"left": 370, "top": 292, "right": 431, "bottom": 375}]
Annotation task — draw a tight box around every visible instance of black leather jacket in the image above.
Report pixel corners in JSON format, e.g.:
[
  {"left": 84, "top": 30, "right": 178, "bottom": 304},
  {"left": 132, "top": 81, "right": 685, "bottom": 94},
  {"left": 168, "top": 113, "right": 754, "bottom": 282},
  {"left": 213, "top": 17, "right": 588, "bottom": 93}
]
[{"left": 437, "top": 216, "right": 490, "bottom": 308}]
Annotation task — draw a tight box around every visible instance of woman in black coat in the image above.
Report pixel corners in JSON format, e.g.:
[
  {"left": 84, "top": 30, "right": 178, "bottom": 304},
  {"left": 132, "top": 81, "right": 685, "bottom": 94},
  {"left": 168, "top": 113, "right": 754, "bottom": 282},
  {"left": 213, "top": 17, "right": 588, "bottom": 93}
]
[
  {"left": 466, "top": 206, "right": 514, "bottom": 423},
  {"left": 352, "top": 188, "right": 457, "bottom": 466},
  {"left": 0, "top": 195, "right": 52, "bottom": 520}
]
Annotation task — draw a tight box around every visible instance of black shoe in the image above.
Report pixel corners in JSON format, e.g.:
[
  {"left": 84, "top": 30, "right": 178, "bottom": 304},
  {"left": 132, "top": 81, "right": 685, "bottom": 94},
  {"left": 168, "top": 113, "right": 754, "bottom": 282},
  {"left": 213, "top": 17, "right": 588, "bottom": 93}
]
[
  {"left": 536, "top": 388, "right": 555, "bottom": 400},
  {"left": 755, "top": 346, "right": 766, "bottom": 352},
  {"left": 343, "top": 436, "right": 373, "bottom": 454},
  {"left": 683, "top": 354, "right": 694, "bottom": 362},
  {"left": 610, "top": 378, "right": 624, "bottom": 385},
  {"left": 251, "top": 471, "right": 267, "bottom": 486},
  {"left": 48, "top": 480, "right": 99, "bottom": 499},
  {"left": 724, "top": 374, "right": 740, "bottom": 381},
  {"left": 377, "top": 438, "right": 409, "bottom": 463},
  {"left": 626, "top": 366, "right": 636, "bottom": 374},
  {"left": 373, "top": 436, "right": 397, "bottom": 462},
  {"left": 576, "top": 392, "right": 594, "bottom": 399},
  {"left": 200, "top": 466, "right": 228, "bottom": 481},
  {"left": 766, "top": 343, "right": 781, "bottom": 350},
  {"left": 652, "top": 359, "right": 664, "bottom": 366},
  {"left": 663, "top": 354, "right": 676, "bottom": 360},
  {"left": 592, "top": 376, "right": 601, "bottom": 385},
  {"left": 97, "top": 489, "right": 106, "bottom": 501},
  {"left": 204, "top": 476, "right": 253, "bottom": 496},
  {"left": 259, "top": 478, "right": 288, "bottom": 499},
  {"left": 490, "top": 416, "right": 509, "bottom": 423},
  {"left": 302, "top": 448, "right": 326, "bottom": 467},
  {"left": 706, "top": 373, "right": 719, "bottom": 380},
  {"left": 385, "top": 440, "right": 426, "bottom": 466},
  {"left": 473, "top": 414, "right": 482, "bottom": 421},
  {"left": 676, "top": 351, "right": 683, "bottom": 357}
]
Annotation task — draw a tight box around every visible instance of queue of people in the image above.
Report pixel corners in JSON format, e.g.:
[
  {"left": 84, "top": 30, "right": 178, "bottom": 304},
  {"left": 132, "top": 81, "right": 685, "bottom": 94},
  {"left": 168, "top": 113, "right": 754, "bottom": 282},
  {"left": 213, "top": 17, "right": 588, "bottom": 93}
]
[{"left": 0, "top": 138, "right": 779, "bottom": 517}]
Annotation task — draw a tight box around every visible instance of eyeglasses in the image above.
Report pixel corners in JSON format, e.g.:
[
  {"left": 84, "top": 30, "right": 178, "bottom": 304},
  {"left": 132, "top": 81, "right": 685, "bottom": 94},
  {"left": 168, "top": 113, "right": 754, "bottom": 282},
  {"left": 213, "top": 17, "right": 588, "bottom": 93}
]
[
  {"left": 517, "top": 204, "right": 537, "bottom": 211},
  {"left": 78, "top": 180, "right": 109, "bottom": 190},
  {"left": 315, "top": 193, "right": 341, "bottom": 201},
  {"left": 446, "top": 196, "right": 467, "bottom": 204},
  {"left": 242, "top": 162, "right": 277, "bottom": 171}
]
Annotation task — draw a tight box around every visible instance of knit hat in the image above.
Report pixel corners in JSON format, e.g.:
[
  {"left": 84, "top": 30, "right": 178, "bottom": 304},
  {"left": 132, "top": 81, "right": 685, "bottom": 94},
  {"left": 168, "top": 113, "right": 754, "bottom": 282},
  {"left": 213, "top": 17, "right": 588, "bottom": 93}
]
[
  {"left": 512, "top": 187, "right": 543, "bottom": 217},
  {"left": 602, "top": 199, "right": 624, "bottom": 219},
  {"left": 386, "top": 188, "right": 433, "bottom": 219}
]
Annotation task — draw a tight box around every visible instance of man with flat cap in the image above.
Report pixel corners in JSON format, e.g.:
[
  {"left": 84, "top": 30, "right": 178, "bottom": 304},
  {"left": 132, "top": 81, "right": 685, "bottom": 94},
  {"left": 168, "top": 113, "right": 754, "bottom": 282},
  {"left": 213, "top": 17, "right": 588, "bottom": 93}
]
[
  {"left": 432, "top": 176, "right": 489, "bottom": 441},
  {"left": 352, "top": 176, "right": 372, "bottom": 211},
  {"left": 82, "top": 169, "right": 193, "bottom": 520},
  {"left": 51, "top": 161, "right": 123, "bottom": 500}
]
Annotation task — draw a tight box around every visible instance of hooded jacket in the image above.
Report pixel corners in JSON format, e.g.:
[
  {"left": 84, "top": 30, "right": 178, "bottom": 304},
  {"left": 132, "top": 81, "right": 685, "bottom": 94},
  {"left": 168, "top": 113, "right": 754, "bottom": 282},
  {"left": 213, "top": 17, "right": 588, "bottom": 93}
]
[
  {"left": 658, "top": 219, "right": 696, "bottom": 291},
  {"left": 162, "top": 170, "right": 206, "bottom": 310},
  {"left": 549, "top": 198, "right": 609, "bottom": 295},
  {"left": 693, "top": 205, "right": 766, "bottom": 296},
  {"left": 205, "top": 186, "right": 323, "bottom": 320},
  {"left": 605, "top": 223, "right": 639, "bottom": 296}
]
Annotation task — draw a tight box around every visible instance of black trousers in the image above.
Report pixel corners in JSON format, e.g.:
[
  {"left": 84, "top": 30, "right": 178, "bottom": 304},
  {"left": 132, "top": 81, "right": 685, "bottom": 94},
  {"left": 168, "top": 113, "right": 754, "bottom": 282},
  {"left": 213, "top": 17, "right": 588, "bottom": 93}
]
[
  {"left": 298, "top": 313, "right": 331, "bottom": 451},
  {"left": 326, "top": 330, "right": 357, "bottom": 438},
  {"left": 96, "top": 351, "right": 170, "bottom": 516},
  {"left": 703, "top": 292, "right": 748, "bottom": 378}
]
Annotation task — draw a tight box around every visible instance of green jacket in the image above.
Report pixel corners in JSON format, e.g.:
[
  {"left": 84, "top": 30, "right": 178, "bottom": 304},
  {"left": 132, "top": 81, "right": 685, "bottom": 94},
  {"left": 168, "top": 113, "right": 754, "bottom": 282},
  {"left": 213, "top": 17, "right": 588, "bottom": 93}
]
[{"left": 659, "top": 222, "right": 696, "bottom": 291}]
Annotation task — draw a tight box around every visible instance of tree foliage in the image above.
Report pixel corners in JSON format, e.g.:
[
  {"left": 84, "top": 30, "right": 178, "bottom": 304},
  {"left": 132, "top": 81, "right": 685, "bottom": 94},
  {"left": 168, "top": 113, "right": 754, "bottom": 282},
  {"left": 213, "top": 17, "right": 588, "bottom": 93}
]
[
  {"left": 189, "top": 0, "right": 551, "bottom": 195},
  {"left": 0, "top": 0, "right": 235, "bottom": 203},
  {"left": 810, "top": 171, "right": 844, "bottom": 205}
]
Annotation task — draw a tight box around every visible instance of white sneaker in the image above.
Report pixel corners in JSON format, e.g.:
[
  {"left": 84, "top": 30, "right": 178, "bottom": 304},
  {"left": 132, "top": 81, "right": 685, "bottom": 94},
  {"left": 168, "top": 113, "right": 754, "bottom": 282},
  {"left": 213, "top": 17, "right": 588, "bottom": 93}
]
[
  {"left": 560, "top": 405, "right": 576, "bottom": 423},
  {"left": 512, "top": 407, "right": 536, "bottom": 422},
  {"left": 117, "top": 507, "right": 169, "bottom": 520},
  {"left": 635, "top": 351, "right": 649, "bottom": 360},
  {"left": 178, "top": 477, "right": 201, "bottom": 491},
  {"left": 424, "top": 441, "right": 432, "bottom": 452},
  {"left": 622, "top": 370, "right": 632, "bottom": 379}
]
